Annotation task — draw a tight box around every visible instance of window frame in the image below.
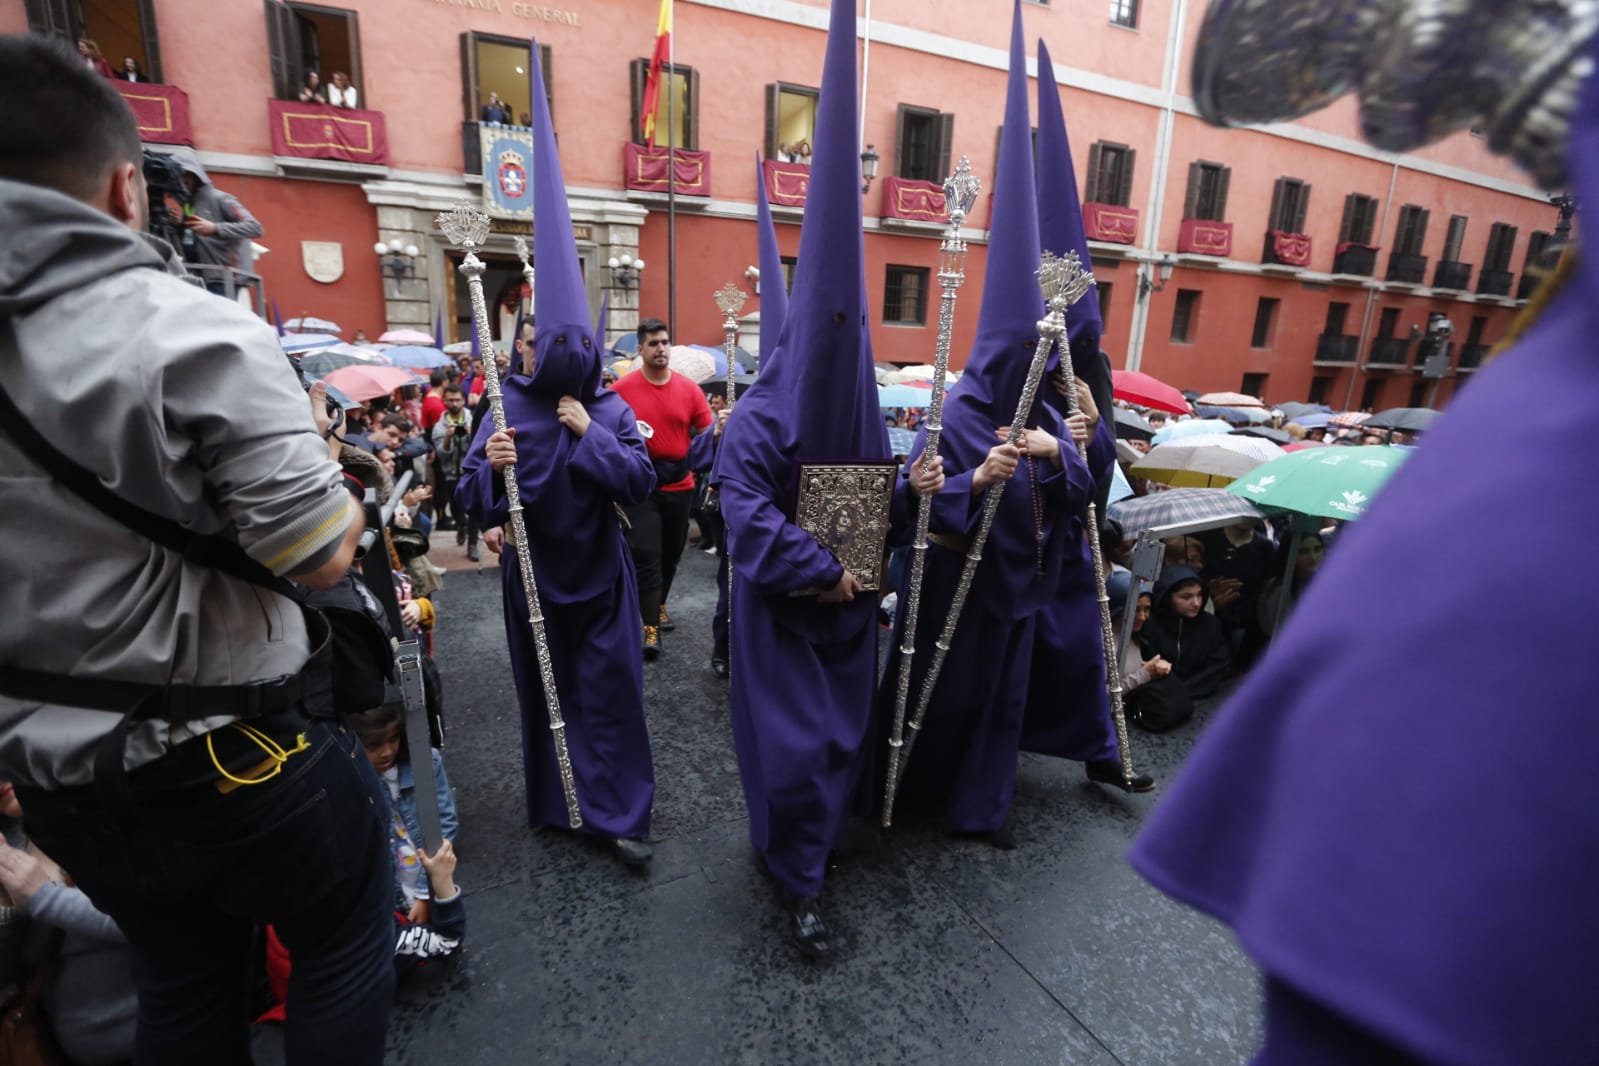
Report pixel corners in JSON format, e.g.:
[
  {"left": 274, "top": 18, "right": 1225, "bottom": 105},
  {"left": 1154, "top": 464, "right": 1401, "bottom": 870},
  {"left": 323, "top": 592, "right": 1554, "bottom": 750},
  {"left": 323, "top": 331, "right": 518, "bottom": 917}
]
[
  {"left": 265, "top": 0, "right": 362, "bottom": 103},
  {"left": 1268, "top": 177, "right": 1311, "bottom": 234},
  {"left": 1377, "top": 306, "right": 1402, "bottom": 338},
  {"left": 1094, "top": 280, "right": 1112, "bottom": 332},
  {"left": 1393, "top": 205, "right": 1429, "bottom": 256},
  {"left": 765, "top": 82, "right": 820, "bottom": 163},
  {"left": 1240, "top": 372, "right": 1268, "bottom": 398},
  {"left": 1250, "top": 297, "right": 1279, "bottom": 349},
  {"left": 1110, "top": 0, "right": 1139, "bottom": 29},
  {"left": 629, "top": 58, "right": 699, "bottom": 149},
  {"left": 894, "top": 104, "right": 954, "bottom": 183},
  {"left": 1324, "top": 301, "right": 1351, "bottom": 335},
  {"left": 1308, "top": 375, "right": 1333, "bottom": 405},
  {"left": 1442, "top": 215, "right": 1468, "bottom": 262},
  {"left": 1183, "top": 160, "right": 1231, "bottom": 222},
  {"left": 1085, "top": 141, "right": 1136, "bottom": 207},
  {"left": 28, "top": 0, "right": 166, "bottom": 82},
  {"left": 1524, "top": 230, "right": 1554, "bottom": 271},
  {"left": 883, "top": 264, "right": 932, "bottom": 326},
  {"left": 459, "top": 33, "right": 553, "bottom": 126},
  {"left": 1339, "top": 193, "right": 1379, "bottom": 246},
  {"left": 1170, "top": 288, "right": 1201, "bottom": 344},
  {"left": 1483, "top": 222, "right": 1518, "bottom": 273}
]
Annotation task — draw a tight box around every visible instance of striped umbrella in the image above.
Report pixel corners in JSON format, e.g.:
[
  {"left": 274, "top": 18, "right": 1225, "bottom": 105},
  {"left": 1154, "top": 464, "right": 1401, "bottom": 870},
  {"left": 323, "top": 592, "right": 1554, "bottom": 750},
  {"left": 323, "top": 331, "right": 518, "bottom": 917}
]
[
  {"left": 1107, "top": 487, "right": 1264, "bottom": 536},
  {"left": 1329, "top": 410, "right": 1371, "bottom": 427}
]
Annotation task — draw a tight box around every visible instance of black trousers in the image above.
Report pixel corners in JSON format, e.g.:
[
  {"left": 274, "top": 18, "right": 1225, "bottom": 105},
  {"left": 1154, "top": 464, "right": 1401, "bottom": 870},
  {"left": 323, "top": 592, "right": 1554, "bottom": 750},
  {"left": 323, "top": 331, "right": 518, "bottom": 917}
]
[{"left": 625, "top": 488, "right": 694, "bottom": 620}]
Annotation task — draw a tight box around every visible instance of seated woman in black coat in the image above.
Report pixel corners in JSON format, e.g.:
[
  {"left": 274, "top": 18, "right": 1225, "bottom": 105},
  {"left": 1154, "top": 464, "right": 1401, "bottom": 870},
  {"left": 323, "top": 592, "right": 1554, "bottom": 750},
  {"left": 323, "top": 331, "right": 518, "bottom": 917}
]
[{"left": 1139, "top": 565, "right": 1231, "bottom": 699}]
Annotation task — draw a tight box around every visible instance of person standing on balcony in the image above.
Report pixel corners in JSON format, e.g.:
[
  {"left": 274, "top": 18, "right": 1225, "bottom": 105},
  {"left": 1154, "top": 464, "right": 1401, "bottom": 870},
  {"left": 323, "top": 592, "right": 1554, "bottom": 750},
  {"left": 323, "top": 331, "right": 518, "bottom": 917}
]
[
  {"left": 328, "top": 71, "right": 358, "bottom": 109},
  {"left": 165, "top": 148, "right": 262, "bottom": 291},
  {"left": 479, "top": 91, "right": 511, "bottom": 125},
  {"left": 296, "top": 70, "right": 325, "bottom": 104}
]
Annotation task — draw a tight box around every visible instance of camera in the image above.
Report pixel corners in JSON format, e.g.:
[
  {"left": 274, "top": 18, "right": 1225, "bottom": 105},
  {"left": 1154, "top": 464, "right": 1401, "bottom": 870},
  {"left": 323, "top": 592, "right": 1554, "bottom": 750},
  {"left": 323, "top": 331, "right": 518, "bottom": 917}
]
[{"left": 142, "top": 148, "right": 197, "bottom": 261}]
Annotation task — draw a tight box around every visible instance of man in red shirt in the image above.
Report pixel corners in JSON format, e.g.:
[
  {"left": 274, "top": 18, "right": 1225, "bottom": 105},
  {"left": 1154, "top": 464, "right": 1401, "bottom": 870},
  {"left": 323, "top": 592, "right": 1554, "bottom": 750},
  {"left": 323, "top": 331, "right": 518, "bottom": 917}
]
[{"left": 610, "top": 317, "right": 712, "bottom": 659}]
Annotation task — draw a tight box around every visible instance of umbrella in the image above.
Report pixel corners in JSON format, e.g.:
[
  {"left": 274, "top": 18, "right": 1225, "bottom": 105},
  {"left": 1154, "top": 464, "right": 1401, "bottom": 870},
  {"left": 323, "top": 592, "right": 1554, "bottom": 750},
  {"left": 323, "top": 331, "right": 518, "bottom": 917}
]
[
  {"left": 297, "top": 344, "right": 389, "bottom": 377},
  {"left": 883, "top": 365, "right": 958, "bottom": 385},
  {"left": 1282, "top": 440, "right": 1330, "bottom": 452},
  {"left": 283, "top": 316, "right": 340, "bottom": 334},
  {"left": 1196, "top": 391, "right": 1265, "bottom": 408},
  {"left": 383, "top": 345, "right": 450, "bottom": 370},
  {"left": 1227, "top": 445, "right": 1410, "bottom": 522},
  {"left": 1292, "top": 412, "right": 1333, "bottom": 429},
  {"left": 610, "top": 332, "right": 640, "bottom": 356},
  {"left": 1364, "top": 407, "right": 1440, "bottom": 433},
  {"left": 1196, "top": 403, "right": 1272, "bottom": 424},
  {"left": 1328, "top": 410, "right": 1371, "bottom": 428},
  {"left": 280, "top": 332, "right": 342, "bottom": 353},
  {"left": 667, "top": 345, "right": 718, "bottom": 383},
  {"left": 1113, "top": 369, "right": 1190, "bottom": 414},
  {"left": 1107, "top": 462, "right": 1135, "bottom": 505},
  {"left": 887, "top": 427, "right": 917, "bottom": 457},
  {"left": 701, "top": 374, "right": 759, "bottom": 399},
  {"left": 1131, "top": 434, "right": 1285, "bottom": 488},
  {"left": 1114, "top": 408, "right": 1154, "bottom": 441},
  {"left": 1152, "top": 418, "right": 1233, "bottom": 444},
  {"left": 320, "top": 365, "right": 424, "bottom": 402},
  {"left": 378, "top": 328, "right": 435, "bottom": 345},
  {"left": 1107, "top": 487, "right": 1264, "bottom": 536},
  {"left": 1276, "top": 401, "right": 1332, "bottom": 420},
  {"left": 879, "top": 383, "right": 934, "bottom": 407},
  {"left": 442, "top": 339, "right": 510, "bottom": 357},
  {"left": 687, "top": 343, "right": 758, "bottom": 373},
  {"left": 1232, "top": 425, "right": 1292, "bottom": 444}
]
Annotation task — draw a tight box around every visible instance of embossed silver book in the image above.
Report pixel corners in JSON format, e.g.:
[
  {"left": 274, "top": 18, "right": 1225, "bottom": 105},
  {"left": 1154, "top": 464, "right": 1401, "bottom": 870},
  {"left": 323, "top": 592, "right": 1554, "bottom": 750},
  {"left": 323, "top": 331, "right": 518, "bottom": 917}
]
[{"left": 791, "top": 460, "right": 899, "bottom": 595}]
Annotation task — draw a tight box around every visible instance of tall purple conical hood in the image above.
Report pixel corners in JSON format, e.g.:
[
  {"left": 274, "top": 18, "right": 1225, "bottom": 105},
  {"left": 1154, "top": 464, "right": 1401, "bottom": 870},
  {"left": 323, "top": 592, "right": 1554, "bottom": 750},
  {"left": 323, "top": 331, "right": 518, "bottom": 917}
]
[
  {"left": 594, "top": 290, "right": 609, "bottom": 346},
  {"left": 527, "top": 38, "right": 603, "bottom": 400},
  {"left": 754, "top": 153, "right": 788, "bottom": 370},
  {"left": 1035, "top": 40, "right": 1102, "bottom": 374},
  {"left": 957, "top": 0, "right": 1045, "bottom": 422},
  {"left": 719, "top": 0, "right": 887, "bottom": 475}
]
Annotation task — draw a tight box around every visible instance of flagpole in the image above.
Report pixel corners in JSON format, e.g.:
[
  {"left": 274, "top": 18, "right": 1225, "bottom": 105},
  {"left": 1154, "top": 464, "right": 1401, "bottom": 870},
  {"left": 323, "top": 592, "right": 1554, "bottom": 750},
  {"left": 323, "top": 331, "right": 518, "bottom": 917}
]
[{"left": 666, "top": 0, "right": 677, "bottom": 338}]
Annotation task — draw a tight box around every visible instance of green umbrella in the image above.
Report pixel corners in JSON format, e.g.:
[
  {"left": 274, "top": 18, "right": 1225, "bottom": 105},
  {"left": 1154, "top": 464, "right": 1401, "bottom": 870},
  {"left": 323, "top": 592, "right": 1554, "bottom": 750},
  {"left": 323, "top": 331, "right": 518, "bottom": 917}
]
[
  {"left": 1227, "top": 445, "right": 1411, "bottom": 632},
  {"left": 1227, "top": 444, "right": 1410, "bottom": 522}
]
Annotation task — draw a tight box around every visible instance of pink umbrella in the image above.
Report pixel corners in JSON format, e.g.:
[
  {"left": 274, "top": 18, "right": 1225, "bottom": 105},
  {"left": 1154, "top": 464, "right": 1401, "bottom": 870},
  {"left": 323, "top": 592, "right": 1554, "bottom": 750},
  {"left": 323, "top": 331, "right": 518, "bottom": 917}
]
[
  {"left": 1282, "top": 440, "right": 1330, "bottom": 452},
  {"left": 378, "top": 328, "right": 436, "bottom": 345},
  {"left": 321, "top": 365, "right": 424, "bottom": 402}
]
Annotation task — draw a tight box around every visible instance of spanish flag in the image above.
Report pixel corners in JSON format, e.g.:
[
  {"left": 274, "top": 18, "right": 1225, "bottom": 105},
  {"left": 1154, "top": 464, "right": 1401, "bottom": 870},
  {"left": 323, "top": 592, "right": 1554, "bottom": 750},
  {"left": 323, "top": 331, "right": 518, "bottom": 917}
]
[{"left": 640, "top": 0, "right": 672, "bottom": 147}]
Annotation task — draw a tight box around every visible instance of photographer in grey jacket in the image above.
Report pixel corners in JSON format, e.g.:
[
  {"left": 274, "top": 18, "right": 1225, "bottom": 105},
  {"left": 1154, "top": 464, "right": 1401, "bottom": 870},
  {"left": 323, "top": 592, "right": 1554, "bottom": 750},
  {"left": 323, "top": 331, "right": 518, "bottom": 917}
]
[
  {"left": 0, "top": 35, "right": 393, "bottom": 1065},
  {"left": 166, "top": 145, "right": 262, "bottom": 280}
]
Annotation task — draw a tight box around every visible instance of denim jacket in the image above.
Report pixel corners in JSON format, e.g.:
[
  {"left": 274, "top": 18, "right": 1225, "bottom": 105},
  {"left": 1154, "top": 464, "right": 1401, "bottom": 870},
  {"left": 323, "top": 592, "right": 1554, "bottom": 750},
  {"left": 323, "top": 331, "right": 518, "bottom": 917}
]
[{"left": 390, "top": 748, "right": 460, "bottom": 903}]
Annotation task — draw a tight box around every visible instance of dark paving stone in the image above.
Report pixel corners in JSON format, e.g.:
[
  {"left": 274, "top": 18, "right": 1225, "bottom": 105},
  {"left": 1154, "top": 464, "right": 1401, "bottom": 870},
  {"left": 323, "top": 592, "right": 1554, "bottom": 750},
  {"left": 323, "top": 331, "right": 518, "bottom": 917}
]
[{"left": 371, "top": 540, "right": 1262, "bottom": 1064}]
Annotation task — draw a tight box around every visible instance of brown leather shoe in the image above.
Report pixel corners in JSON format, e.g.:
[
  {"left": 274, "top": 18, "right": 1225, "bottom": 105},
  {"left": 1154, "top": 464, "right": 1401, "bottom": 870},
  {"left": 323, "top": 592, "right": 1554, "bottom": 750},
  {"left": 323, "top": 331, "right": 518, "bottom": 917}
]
[{"left": 643, "top": 624, "right": 661, "bottom": 661}]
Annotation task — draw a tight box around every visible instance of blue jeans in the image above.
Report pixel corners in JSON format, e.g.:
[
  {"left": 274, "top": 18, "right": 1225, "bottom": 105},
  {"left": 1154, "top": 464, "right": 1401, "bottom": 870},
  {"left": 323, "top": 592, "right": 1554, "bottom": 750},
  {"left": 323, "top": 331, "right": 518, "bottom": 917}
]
[{"left": 19, "top": 717, "right": 395, "bottom": 1065}]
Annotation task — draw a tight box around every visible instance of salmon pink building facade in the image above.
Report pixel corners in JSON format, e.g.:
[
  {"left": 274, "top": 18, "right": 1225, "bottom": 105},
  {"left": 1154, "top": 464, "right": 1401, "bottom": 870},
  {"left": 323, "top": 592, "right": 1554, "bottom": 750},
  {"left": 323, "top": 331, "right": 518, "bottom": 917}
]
[{"left": 14, "top": 0, "right": 1562, "bottom": 407}]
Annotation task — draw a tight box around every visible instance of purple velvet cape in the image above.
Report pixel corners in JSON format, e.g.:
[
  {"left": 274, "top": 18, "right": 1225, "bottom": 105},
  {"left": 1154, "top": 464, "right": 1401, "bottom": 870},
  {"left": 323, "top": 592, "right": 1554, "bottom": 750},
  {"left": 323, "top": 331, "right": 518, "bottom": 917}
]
[{"left": 1130, "top": 69, "right": 1599, "bottom": 1055}]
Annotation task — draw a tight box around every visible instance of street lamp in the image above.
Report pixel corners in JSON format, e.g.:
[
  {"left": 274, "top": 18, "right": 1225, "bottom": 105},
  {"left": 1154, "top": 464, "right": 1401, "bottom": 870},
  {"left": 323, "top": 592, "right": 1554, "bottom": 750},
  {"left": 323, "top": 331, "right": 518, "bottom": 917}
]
[
  {"left": 743, "top": 264, "right": 760, "bottom": 295},
  {"left": 860, "top": 144, "right": 880, "bottom": 195},
  {"left": 607, "top": 253, "right": 645, "bottom": 291},
  {"left": 375, "top": 240, "right": 418, "bottom": 280},
  {"left": 1137, "top": 253, "right": 1177, "bottom": 299}
]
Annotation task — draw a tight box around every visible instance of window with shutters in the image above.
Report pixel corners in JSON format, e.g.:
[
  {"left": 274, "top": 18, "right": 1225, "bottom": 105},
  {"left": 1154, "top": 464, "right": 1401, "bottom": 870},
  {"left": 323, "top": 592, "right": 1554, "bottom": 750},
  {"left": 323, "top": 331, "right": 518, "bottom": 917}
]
[
  {"left": 1085, "top": 141, "right": 1135, "bottom": 207},
  {"left": 1110, "top": 0, "right": 1139, "bottom": 28},
  {"left": 458, "top": 34, "right": 552, "bottom": 126},
  {"left": 1308, "top": 375, "right": 1333, "bottom": 405},
  {"left": 1269, "top": 177, "right": 1310, "bottom": 233},
  {"left": 895, "top": 105, "right": 954, "bottom": 182},
  {"left": 629, "top": 59, "right": 698, "bottom": 148},
  {"left": 1338, "top": 194, "right": 1379, "bottom": 246},
  {"left": 1377, "top": 307, "right": 1401, "bottom": 337},
  {"left": 1483, "top": 222, "right": 1518, "bottom": 272},
  {"left": 1095, "top": 281, "right": 1112, "bottom": 331},
  {"left": 1360, "top": 377, "right": 1385, "bottom": 411},
  {"left": 28, "top": 0, "right": 166, "bottom": 83},
  {"left": 1240, "top": 372, "right": 1267, "bottom": 397},
  {"left": 1170, "top": 289, "right": 1201, "bottom": 343},
  {"left": 1183, "top": 161, "right": 1231, "bottom": 222},
  {"left": 781, "top": 256, "right": 798, "bottom": 294},
  {"left": 265, "top": 1, "right": 363, "bottom": 104},
  {"left": 1251, "top": 298, "right": 1279, "bottom": 349},
  {"left": 764, "top": 83, "right": 819, "bottom": 163},
  {"left": 1442, "top": 216, "right": 1468, "bottom": 262},
  {"left": 884, "top": 265, "right": 930, "bottom": 325},
  {"left": 1394, "top": 205, "right": 1428, "bottom": 255},
  {"left": 1325, "top": 302, "right": 1350, "bottom": 335},
  {"left": 1524, "top": 230, "right": 1553, "bottom": 271}
]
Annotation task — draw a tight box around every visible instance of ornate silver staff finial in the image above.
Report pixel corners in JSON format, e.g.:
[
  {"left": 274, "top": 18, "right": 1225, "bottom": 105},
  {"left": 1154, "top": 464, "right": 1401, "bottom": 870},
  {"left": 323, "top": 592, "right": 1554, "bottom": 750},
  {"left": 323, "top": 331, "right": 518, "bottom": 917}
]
[
  {"left": 714, "top": 281, "right": 749, "bottom": 685},
  {"left": 942, "top": 156, "right": 981, "bottom": 230},
  {"left": 436, "top": 202, "right": 492, "bottom": 251},
  {"left": 714, "top": 282, "right": 747, "bottom": 318},
  {"left": 1037, "top": 250, "right": 1096, "bottom": 315},
  {"left": 512, "top": 234, "right": 534, "bottom": 290}
]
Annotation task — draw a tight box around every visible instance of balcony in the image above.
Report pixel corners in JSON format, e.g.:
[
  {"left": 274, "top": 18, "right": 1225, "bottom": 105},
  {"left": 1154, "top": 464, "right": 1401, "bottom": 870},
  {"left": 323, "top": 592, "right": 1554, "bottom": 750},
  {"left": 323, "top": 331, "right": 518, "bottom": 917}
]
[
  {"left": 1333, "top": 244, "right": 1378, "bottom": 277},
  {"left": 762, "top": 158, "right": 809, "bottom": 208},
  {"left": 1368, "top": 336, "right": 1413, "bottom": 365},
  {"left": 880, "top": 176, "right": 948, "bottom": 225},
  {"left": 1083, "top": 202, "right": 1139, "bottom": 245},
  {"left": 1386, "top": 252, "right": 1428, "bottom": 285},
  {"left": 1477, "top": 269, "right": 1514, "bottom": 297},
  {"left": 113, "top": 81, "right": 194, "bottom": 146},
  {"left": 1432, "top": 260, "right": 1473, "bottom": 291},
  {"left": 1263, "top": 231, "right": 1313, "bottom": 268},
  {"left": 1518, "top": 272, "right": 1541, "bottom": 301},
  {"left": 1177, "top": 219, "right": 1233, "bottom": 257},
  {"left": 1457, "top": 343, "right": 1490, "bottom": 371},
  {"left": 1314, "top": 334, "right": 1359, "bottom": 364},
  {"left": 623, "top": 142, "right": 712, "bottom": 197},
  {"left": 267, "top": 100, "right": 388, "bottom": 172}
]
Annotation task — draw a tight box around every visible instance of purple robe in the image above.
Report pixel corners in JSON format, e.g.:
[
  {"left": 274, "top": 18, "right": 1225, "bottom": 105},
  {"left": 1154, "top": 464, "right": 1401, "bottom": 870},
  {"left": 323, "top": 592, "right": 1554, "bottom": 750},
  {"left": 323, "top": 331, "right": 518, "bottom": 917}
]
[
  {"left": 457, "top": 378, "right": 657, "bottom": 836},
  {"left": 1129, "top": 272, "right": 1599, "bottom": 1060},
  {"left": 1021, "top": 417, "right": 1120, "bottom": 762}
]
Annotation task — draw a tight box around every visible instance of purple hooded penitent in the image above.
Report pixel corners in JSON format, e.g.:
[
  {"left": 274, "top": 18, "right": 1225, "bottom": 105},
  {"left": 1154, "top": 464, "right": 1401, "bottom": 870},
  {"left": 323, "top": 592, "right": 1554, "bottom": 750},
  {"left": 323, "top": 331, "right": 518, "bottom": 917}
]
[
  {"left": 1130, "top": 32, "right": 1599, "bottom": 1065},
  {"left": 456, "top": 39, "right": 656, "bottom": 838},
  {"left": 755, "top": 152, "right": 788, "bottom": 368},
  {"left": 1020, "top": 36, "right": 1122, "bottom": 765},
  {"left": 713, "top": 0, "right": 894, "bottom": 900},
  {"left": 867, "top": 0, "right": 1095, "bottom": 834}
]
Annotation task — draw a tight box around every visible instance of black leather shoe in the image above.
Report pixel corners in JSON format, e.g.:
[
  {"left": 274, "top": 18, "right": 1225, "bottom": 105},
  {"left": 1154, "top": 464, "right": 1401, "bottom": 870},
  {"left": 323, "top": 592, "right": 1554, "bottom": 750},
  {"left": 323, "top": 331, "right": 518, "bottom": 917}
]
[
  {"left": 658, "top": 604, "right": 675, "bottom": 632},
  {"left": 643, "top": 625, "right": 662, "bottom": 661},
  {"left": 710, "top": 656, "right": 729, "bottom": 679},
  {"left": 466, "top": 543, "right": 481, "bottom": 562},
  {"left": 1086, "top": 760, "right": 1156, "bottom": 793},
  {"left": 609, "top": 837, "right": 653, "bottom": 866},
  {"left": 787, "top": 896, "right": 832, "bottom": 958},
  {"left": 949, "top": 824, "right": 1016, "bottom": 851}
]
